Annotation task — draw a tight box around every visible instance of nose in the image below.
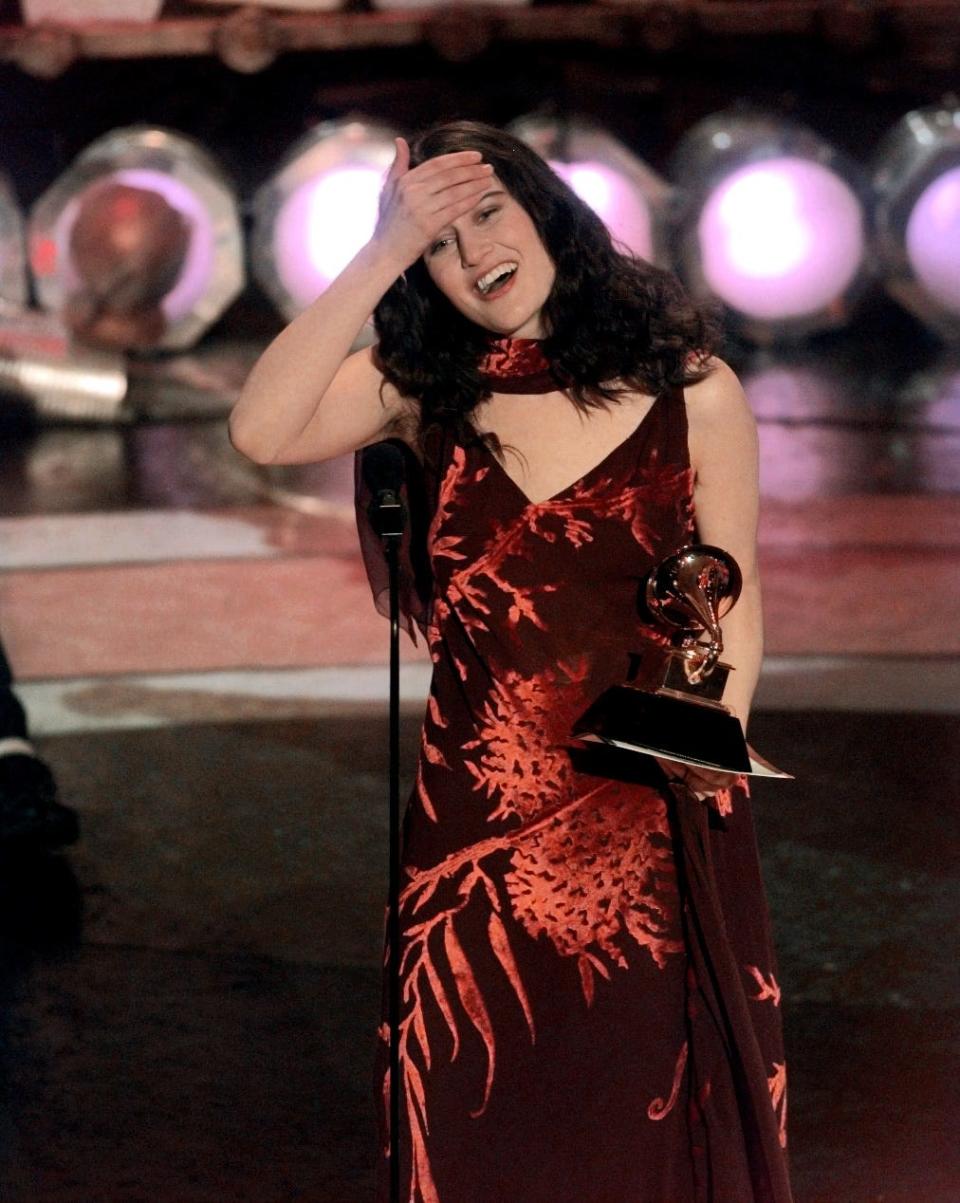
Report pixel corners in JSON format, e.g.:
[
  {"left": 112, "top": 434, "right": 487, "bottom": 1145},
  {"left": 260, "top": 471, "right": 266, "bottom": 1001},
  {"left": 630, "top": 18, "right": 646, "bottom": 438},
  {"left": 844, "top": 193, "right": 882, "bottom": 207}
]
[{"left": 458, "top": 226, "right": 491, "bottom": 269}]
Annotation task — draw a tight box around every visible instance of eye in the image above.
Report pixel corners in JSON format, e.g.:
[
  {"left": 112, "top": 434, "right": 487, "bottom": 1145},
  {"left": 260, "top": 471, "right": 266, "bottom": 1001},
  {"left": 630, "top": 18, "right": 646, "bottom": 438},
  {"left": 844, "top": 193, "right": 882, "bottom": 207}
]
[
  {"left": 429, "top": 235, "right": 454, "bottom": 255},
  {"left": 477, "top": 206, "right": 499, "bottom": 222}
]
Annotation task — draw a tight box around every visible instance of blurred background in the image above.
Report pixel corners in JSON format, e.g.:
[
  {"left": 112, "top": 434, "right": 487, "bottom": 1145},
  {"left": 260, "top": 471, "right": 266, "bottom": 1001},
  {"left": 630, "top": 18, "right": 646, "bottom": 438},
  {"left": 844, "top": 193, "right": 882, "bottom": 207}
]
[{"left": 0, "top": 1, "right": 958, "bottom": 1200}]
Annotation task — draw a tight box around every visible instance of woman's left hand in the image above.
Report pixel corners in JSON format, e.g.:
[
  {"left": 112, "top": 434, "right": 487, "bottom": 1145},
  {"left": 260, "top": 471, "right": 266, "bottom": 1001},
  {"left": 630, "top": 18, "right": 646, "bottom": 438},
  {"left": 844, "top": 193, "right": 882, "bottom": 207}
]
[{"left": 655, "top": 757, "right": 741, "bottom": 802}]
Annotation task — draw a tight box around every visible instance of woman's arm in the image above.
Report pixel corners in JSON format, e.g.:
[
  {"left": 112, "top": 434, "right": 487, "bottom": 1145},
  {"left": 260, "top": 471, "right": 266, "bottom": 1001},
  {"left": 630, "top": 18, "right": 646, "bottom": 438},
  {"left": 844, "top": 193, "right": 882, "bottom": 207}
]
[
  {"left": 658, "top": 358, "right": 762, "bottom": 796},
  {"left": 228, "top": 140, "right": 494, "bottom": 466},
  {"left": 685, "top": 358, "right": 762, "bottom": 733},
  {"left": 227, "top": 241, "right": 409, "bottom": 465}
]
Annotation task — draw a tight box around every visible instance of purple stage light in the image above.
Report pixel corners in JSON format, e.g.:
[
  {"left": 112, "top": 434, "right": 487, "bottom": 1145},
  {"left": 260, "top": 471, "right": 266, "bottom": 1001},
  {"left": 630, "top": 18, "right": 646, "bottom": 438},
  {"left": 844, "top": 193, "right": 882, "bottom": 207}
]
[
  {"left": 273, "top": 165, "right": 384, "bottom": 313},
  {"left": 905, "top": 166, "right": 960, "bottom": 313},
  {"left": 671, "top": 111, "right": 871, "bottom": 340},
  {"left": 512, "top": 116, "right": 672, "bottom": 267},
  {"left": 550, "top": 159, "right": 654, "bottom": 260},
  {"left": 251, "top": 120, "right": 396, "bottom": 324},
  {"left": 698, "top": 157, "right": 865, "bottom": 320}
]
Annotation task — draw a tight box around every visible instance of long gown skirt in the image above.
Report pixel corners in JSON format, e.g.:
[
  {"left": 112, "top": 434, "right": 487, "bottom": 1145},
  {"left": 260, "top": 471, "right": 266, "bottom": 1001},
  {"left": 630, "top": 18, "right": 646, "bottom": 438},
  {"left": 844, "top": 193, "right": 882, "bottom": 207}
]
[{"left": 367, "top": 387, "right": 793, "bottom": 1203}]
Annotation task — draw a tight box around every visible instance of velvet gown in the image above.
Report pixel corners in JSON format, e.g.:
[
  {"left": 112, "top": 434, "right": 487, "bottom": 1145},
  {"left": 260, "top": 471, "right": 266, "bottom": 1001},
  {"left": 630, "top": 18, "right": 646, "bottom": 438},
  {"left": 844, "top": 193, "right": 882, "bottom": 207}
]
[{"left": 358, "top": 352, "right": 792, "bottom": 1203}]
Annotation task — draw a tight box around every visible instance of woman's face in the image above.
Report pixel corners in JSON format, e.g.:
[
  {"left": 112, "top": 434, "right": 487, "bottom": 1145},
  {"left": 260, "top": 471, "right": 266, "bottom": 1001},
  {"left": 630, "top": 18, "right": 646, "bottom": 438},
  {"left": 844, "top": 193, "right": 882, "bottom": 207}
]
[{"left": 422, "top": 176, "right": 556, "bottom": 338}]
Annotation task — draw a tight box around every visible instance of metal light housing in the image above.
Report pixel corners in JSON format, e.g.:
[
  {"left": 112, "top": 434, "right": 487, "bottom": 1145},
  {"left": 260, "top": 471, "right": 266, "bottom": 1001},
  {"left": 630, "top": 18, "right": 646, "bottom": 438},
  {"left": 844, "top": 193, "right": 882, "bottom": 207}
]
[
  {"left": 251, "top": 119, "right": 398, "bottom": 323},
  {"left": 28, "top": 126, "right": 245, "bottom": 351},
  {"left": 872, "top": 103, "right": 960, "bottom": 342},
  {"left": 0, "top": 172, "right": 28, "bottom": 309},
  {"left": 670, "top": 110, "right": 873, "bottom": 344}
]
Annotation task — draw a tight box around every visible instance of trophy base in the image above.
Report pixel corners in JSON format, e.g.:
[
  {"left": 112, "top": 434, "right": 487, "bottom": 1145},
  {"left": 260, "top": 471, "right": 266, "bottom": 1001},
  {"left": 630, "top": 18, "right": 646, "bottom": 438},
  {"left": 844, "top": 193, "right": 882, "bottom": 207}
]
[
  {"left": 572, "top": 686, "right": 752, "bottom": 774},
  {"left": 628, "top": 644, "right": 731, "bottom": 704}
]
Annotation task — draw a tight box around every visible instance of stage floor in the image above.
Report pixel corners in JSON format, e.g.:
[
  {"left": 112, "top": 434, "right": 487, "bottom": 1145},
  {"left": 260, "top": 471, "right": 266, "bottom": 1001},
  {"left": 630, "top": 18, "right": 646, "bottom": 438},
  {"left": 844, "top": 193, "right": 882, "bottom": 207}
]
[{"left": 0, "top": 328, "right": 958, "bottom": 1201}]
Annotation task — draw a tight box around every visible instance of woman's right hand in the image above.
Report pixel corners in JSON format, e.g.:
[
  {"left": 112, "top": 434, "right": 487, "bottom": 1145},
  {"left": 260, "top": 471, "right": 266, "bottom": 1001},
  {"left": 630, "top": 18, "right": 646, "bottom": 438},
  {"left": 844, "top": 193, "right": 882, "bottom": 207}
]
[
  {"left": 372, "top": 137, "right": 495, "bottom": 271},
  {"left": 230, "top": 137, "right": 493, "bottom": 467}
]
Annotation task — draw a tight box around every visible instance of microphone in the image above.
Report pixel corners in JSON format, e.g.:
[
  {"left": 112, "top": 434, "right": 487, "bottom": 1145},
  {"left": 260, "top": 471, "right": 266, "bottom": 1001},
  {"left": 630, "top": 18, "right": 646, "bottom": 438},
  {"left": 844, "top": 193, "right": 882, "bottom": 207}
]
[{"left": 362, "top": 441, "right": 407, "bottom": 539}]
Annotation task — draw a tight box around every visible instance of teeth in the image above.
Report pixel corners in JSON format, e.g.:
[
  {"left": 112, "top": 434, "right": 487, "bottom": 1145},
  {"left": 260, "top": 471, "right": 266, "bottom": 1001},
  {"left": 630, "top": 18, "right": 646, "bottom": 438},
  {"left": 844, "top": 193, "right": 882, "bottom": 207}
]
[{"left": 476, "top": 262, "right": 518, "bottom": 295}]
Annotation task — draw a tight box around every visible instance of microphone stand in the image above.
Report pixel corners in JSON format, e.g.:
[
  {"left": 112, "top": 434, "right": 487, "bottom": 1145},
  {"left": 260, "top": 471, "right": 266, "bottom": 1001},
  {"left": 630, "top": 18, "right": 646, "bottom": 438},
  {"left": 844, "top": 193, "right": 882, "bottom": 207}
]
[{"left": 367, "top": 482, "right": 405, "bottom": 1203}]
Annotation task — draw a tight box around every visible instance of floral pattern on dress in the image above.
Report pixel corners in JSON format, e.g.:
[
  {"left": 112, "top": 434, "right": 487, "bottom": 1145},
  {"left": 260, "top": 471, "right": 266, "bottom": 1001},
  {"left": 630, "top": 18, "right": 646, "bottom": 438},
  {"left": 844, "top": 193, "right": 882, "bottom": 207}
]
[{"left": 375, "top": 386, "right": 790, "bottom": 1203}]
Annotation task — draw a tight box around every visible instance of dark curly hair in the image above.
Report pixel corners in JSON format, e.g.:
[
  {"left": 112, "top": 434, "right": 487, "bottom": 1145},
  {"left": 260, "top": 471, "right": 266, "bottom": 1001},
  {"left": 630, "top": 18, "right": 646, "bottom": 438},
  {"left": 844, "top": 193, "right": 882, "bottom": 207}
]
[{"left": 373, "top": 121, "right": 721, "bottom": 453}]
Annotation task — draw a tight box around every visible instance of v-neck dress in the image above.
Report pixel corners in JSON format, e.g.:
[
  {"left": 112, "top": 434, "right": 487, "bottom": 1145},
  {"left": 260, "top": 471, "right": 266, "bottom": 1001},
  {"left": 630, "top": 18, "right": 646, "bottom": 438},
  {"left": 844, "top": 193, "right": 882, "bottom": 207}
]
[{"left": 364, "top": 383, "right": 792, "bottom": 1203}]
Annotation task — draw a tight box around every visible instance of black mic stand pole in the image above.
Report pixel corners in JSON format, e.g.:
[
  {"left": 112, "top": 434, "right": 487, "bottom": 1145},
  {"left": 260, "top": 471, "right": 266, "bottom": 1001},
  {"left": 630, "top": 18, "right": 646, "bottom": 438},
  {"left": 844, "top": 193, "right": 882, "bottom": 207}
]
[{"left": 368, "top": 482, "right": 405, "bottom": 1203}]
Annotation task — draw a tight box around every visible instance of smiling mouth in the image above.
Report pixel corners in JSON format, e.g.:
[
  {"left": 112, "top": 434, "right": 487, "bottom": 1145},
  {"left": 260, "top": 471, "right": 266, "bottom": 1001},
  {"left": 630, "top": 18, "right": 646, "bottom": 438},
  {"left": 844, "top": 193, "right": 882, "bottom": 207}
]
[{"left": 476, "top": 262, "right": 518, "bottom": 298}]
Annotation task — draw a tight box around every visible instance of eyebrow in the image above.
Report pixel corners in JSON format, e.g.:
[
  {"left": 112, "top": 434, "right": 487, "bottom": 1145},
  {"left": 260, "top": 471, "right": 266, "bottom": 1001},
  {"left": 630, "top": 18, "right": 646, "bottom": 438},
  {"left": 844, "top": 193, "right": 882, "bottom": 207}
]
[{"left": 474, "top": 189, "right": 506, "bottom": 206}]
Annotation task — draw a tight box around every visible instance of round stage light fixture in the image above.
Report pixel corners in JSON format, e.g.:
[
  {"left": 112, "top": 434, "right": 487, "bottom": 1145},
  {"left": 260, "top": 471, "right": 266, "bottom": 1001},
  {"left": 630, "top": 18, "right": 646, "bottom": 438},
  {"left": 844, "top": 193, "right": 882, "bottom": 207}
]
[
  {"left": 511, "top": 116, "right": 672, "bottom": 265},
  {"left": 251, "top": 120, "right": 397, "bottom": 322},
  {"left": 28, "top": 127, "right": 245, "bottom": 351},
  {"left": 671, "top": 111, "right": 871, "bottom": 342},
  {"left": 873, "top": 103, "right": 960, "bottom": 340},
  {"left": 0, "top": 172, "right": 28, "bottom": 309},
  {"left": 372, "top": 0, "right": 528, "bottom": 10}
]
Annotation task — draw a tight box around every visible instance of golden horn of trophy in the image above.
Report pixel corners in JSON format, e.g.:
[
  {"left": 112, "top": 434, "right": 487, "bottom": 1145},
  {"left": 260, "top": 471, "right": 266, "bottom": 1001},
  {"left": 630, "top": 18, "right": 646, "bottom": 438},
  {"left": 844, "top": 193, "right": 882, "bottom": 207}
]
[
  {"left": 572, "top": 544, "right": 751, "bottom": 774},
  {"left": 644, "top": 544, "right": 742, "bottom": 685}
]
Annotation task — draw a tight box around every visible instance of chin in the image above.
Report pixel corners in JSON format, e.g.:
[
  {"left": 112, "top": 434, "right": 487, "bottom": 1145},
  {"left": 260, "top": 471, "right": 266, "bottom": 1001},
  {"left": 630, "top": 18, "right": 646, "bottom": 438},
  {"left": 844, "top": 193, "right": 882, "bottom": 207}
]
[
  {"left": 506, "top": 320, "right": 547, "bottom": 339},
  {"left": 475, "top": 307, "right": 545, "bottom": 339}
]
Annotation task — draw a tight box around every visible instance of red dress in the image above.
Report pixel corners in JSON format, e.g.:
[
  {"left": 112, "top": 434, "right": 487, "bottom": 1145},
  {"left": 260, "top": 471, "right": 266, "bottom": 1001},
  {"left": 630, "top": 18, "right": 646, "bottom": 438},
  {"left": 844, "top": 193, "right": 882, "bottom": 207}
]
[{"left": 360, "top": 354, "right": 792, "bottom": 1203}]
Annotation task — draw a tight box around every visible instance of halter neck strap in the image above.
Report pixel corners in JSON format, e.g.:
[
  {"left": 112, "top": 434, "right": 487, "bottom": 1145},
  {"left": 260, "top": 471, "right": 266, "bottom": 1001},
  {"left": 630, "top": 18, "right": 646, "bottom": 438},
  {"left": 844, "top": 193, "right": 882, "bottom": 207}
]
[{"left": 477, "top": 337, "right": 560, "bottom": 395}]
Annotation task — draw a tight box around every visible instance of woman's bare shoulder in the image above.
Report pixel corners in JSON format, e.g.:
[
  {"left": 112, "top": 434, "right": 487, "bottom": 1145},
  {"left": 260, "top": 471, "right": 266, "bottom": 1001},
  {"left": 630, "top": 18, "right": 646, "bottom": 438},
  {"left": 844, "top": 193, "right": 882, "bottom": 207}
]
[
  {"left": 683, "top": 357, "right": 757, "bottom": 476},
  {"left": 683, "top": 357, "right": 750, "bottom": 417},
  {"left": 683, "top": 357, "right": 756, "bottom": 442}
]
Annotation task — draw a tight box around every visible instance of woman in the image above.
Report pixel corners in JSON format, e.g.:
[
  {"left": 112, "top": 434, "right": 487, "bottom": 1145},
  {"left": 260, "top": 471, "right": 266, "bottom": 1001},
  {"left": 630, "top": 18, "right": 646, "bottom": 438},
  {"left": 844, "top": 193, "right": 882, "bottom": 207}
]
[{"left": 231, "top": 121, "right": 792, "bottom": 1203}]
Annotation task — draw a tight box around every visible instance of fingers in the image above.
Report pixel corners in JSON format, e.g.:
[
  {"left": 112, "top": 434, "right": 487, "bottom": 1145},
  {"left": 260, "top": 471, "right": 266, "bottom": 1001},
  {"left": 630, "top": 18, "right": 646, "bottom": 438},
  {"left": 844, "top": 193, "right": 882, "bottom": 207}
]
[
  {"left": 412, "top": 149, "right": 485, "bottom": 180},
  {"left": 657, "top": 757, "right": 738, "bottom": 797},
  {"left": 385, "top": 146, "right": 484, "bottom": 191},
  {"left": 655, "top": 757, "right": 686, "bottom": 785},
  {"left": 400, "top": 155, "right": 492, "bottom": 209},
  {"left": 404, "top": 162, "right": 494, "bottom": 210},
  {"left": 389, "top": 162, "right": 493, "bottom": 244},
  {"left": 384, "top": 136, "right": 410, "bottom": 187},
  {"left": 422, "top": 173, "right": 496, "bottom": 220},
  {"left": 381, "top": 150, "right": 491, "bottom": 222},
  {"left": 373, "top": 145, "right": 494, "bottom": 268},
  {"left": 689, "top": 768, "right": 737, "bottom": 788}
]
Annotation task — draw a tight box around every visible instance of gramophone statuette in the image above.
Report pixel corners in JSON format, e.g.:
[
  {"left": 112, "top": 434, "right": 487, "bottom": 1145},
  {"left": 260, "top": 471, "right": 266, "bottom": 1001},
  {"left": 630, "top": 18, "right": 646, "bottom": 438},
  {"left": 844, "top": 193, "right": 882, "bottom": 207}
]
[{"left": 573, "top": 544, "right": 765, "bottom": 775}]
